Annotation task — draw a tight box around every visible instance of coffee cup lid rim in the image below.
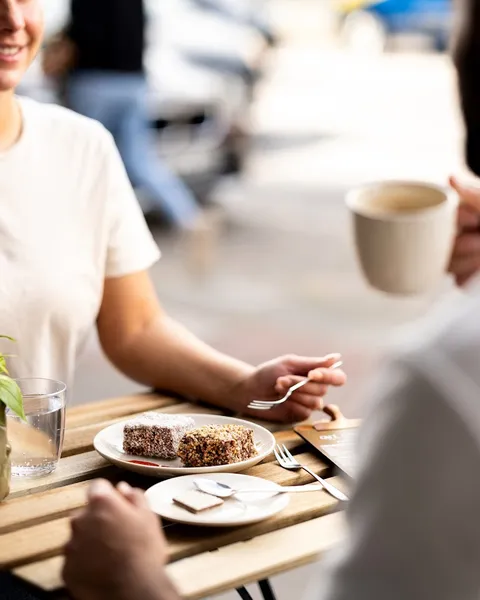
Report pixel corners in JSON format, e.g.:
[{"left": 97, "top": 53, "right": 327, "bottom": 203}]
[{"left": 346, "top": 180, "right": 458, "bottom": 221}]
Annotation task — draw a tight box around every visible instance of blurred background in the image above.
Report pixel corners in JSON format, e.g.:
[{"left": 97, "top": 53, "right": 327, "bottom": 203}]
[{"left": 24, "top": 0, "right": 463, "bottom": 418}]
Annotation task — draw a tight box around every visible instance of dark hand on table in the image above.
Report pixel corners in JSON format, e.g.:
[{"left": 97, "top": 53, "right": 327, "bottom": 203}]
[{"left": 63, "top": 480, "right": 178, "bottom": 600}]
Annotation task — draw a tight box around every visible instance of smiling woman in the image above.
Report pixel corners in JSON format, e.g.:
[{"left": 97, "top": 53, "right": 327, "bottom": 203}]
[
  {"left": 0, "top": 0, "right": 346, "bottom": 596},
  {"left": 0, "top": 0, "right": 345, "bottom": 431},
  {"left": 0, "top": 0, "right": 42, "bottom": 92}
]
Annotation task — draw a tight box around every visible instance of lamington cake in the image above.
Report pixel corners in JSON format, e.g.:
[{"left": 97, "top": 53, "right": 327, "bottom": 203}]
[
  {"left": 123, "top": 413, "right": 194, "bottom": 459},
  {"left": 177, "top": 424, "right": 257, "bottom": 467}
]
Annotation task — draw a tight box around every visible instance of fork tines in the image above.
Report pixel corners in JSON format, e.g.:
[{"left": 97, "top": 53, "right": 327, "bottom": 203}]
[
  {"left": 273, "top": 446, "right": 282, "bottom": 464},
  {"left": 274, "top": 444, "right": 298, "bottom": 467}
]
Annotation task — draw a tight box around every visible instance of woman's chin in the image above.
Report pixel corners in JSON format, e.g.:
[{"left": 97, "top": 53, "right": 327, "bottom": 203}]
[{"left": 0, "top": 72, "right": 23, "bottom": 93}]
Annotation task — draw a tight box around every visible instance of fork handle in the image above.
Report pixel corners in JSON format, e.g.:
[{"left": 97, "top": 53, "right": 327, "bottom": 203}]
[
  {"left": 301, "top": 465, "right": 349, "bottom": 502},
  {"left": 287, "top": 360, "right": 343, "bottom": 397},
  {"left": 248, "top": 378, "right": 310, "bottom": 409},
  {"left": 288, "top": 378, "right": 310, "bottom": 394},
  {"left": 235, "top": 485, "right": 322, "bottom": 494}
]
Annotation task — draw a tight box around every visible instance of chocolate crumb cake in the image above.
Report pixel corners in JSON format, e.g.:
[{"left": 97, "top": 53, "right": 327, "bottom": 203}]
[
  {"left": 177, "top": 424, "right": 257, "bottom": 467},
  {"left": 123, "top": 413, "right": 194, "bottom": 459}
]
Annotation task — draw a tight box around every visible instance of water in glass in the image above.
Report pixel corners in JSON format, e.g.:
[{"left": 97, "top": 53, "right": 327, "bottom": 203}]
[{"left": 7, "top": 387, "right": 65, "bottom": 477}]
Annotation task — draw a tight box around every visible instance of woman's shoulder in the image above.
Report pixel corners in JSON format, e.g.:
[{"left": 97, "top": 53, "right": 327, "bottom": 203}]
[{"left": 19, "top": 96, "right": 114, "bottom": 155}]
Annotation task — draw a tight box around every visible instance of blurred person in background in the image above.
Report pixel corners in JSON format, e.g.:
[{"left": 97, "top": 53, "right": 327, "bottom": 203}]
[
  {"left": 63, "top": 2, "right": 480, "bottom": 600},
  {"left": 44, "top": 0, "right": 201, "bottom": 229}
]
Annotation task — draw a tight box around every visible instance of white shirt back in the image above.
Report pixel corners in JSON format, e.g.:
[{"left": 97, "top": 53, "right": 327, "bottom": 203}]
[
  {"left": 318, "top": 280, "right": 480, "bottom": 600},
  {"left": 0, "top": 98, "right": 160, "bottom": 389}
]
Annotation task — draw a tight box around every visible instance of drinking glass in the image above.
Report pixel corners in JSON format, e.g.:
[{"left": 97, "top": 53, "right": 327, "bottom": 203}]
[{"left": 6, "top": 378, "right": 66, "bottom": 477}]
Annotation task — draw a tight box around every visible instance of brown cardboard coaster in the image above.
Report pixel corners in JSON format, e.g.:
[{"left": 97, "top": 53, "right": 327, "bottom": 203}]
[{"left": 295, "top": 405, "right": 361, "bottom": 479}]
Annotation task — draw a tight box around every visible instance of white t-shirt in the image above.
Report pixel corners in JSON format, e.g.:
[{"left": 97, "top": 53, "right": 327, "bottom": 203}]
[
  {"left": 0, "top": 97, "right": 160, "bottom": 388},
  {"left": 316, "top": 279, "right": 480, "bottom": 600}
]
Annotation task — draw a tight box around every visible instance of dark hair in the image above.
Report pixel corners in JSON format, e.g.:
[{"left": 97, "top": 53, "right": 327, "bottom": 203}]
[{"left": 453, "top": 0, "right": 480, "bottom": 174}]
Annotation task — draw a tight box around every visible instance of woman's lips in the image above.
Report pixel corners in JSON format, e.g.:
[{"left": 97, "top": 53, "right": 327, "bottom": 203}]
[{"left": 0, "top": 45, "right": 26, "bottom": 64}]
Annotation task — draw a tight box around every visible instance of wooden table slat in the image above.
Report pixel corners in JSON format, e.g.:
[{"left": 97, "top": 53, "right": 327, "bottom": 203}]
[
  {"left": 13, "top": 512, "right": 346, "bottom": 597},
  {"left": 1, "top": 450, "right": 328, "bottom": 535},
  {"left": 67, "top": 394, "right": 151, "bottom": 418},
  {"left": 66, "top": 394, "right": 178, "bottom": 428},
  {"left": 268, "top": 428, "right": 308, "bottom": 451},
  {"left": 0, "top": 482, "right": 89, "bottom": 534},
  {"left": 0, "top": 476, "right": 345, "bottom": 570},
  {"left": 166, "top": 476, "right": 345, "bottom": 561},
  {"left": 0, "top": 517, "right": 72, "bottom": 570},
  {"left": 168, "top": 512, "right": 346, "bottom": 600},
  {"left": 245, "top": 451, "right": 328, "bottom": 483},
  {"left": 8, "top": 452, "right": 112, "bottom": 500}
]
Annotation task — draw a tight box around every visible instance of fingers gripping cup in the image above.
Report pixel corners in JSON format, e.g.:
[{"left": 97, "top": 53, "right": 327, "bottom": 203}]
[{"left": 346, "top": 181, "right": 458, "bottom": 295}]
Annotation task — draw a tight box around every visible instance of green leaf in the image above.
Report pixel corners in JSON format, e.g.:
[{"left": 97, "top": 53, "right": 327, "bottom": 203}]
[
  {"left": 0, "top": 336, "right": 24, "bottom": 420},
  {"left": 0, "top": 335, "right": 15, "bottom": 375},
  {"left": 0, "top": 354, "right": 15, "bottom": 376},
  {"left": 0, "top": 375, "right": 25, "bottom": 421}
]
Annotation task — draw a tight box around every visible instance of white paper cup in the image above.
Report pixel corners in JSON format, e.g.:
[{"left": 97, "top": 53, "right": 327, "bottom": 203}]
[{"left": 346, "top": 181, "right": 458, "bottom": 295}]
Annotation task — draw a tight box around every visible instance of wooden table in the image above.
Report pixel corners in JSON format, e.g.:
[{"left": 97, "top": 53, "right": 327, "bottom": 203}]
[{"left": 0, "top": 393, "right": 348, "bottom": 599}]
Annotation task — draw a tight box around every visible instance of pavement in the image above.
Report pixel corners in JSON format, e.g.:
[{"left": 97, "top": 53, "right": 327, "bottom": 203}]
[{"left": 72, "top": 2, "right": 465, "bottom": 597}]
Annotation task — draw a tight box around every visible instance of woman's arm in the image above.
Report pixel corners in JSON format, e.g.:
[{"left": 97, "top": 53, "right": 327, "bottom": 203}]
[
  {"left": 97, "top": 271, "right": 346, "bottom": 421},
  {"left": 97, "top": 271, "right": 253, "bottom": 409}
]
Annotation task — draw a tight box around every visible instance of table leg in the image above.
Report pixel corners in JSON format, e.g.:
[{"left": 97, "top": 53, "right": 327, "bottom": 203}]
[
  {"left": 258, "top": 579, "right": 277, "bottom": 600},
  {"left": 236, "top": 587, "right": 255, "bottom": 600}
]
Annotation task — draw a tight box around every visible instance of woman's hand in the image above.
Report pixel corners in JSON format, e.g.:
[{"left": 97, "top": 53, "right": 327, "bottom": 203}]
[
  {"left": 449, "top": 176, "right": 480, "bottom": 286},
  {"left": 98, "top": 273, "right": 346, "bottom": 421},
  {"left": 234, "top": 354, "right": 346, "bottom": 423}
]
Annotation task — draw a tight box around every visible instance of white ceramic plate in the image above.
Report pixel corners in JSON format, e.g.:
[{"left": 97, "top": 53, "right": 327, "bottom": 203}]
[
  {"left": 145, "top": 473, "right": 290, "bottom": 527},
  {"left": 93, "top": 413, "right": 275, "bottom": 477}
]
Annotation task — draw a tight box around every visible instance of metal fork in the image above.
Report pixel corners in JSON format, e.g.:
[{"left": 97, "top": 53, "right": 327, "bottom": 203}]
[
  {"left": 248, "top": 360, "right": 343, "bottom": 411},
  {"left": 274, "top": 444, "right": 349, "bottom": 502}
]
